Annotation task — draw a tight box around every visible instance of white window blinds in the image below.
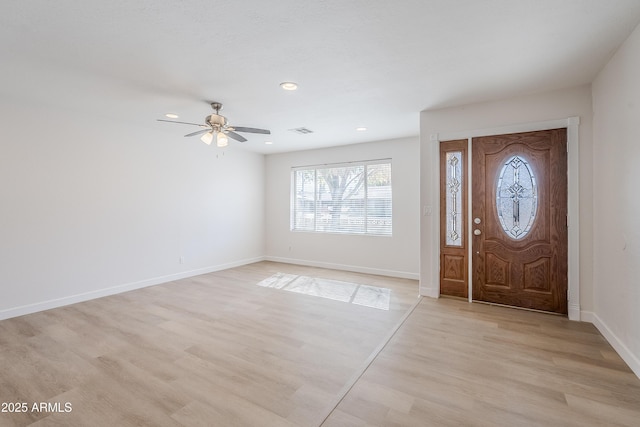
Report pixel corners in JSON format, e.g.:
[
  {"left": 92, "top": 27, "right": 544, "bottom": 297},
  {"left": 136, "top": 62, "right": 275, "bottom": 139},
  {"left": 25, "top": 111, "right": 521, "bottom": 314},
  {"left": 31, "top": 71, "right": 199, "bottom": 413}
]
[{"left": 291, "top": 160, "right": 392, "bottom": 235}]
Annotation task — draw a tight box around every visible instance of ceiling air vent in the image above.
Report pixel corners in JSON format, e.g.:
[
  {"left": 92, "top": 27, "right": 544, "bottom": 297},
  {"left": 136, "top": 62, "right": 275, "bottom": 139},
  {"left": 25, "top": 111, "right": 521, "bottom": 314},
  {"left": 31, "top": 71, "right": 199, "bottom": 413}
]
[{"left": 289, "top": 127, "right": 314, "bottom": 135}]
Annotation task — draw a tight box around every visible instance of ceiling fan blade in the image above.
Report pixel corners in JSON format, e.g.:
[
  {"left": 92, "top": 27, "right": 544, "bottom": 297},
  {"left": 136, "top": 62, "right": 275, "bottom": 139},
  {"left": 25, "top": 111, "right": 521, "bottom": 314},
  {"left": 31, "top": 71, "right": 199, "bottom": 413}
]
[
  {"left": 157, "top": 119, "right": 207, "bottom": 127},
  {"left": 184, "top": 129, "right": 211, "bottom": 137},
  {"left": 232, "top": 126, "right": 271, "bottom": 135},
  {"left": 226, "top": 131, "right": 248, "bottom": 142}
]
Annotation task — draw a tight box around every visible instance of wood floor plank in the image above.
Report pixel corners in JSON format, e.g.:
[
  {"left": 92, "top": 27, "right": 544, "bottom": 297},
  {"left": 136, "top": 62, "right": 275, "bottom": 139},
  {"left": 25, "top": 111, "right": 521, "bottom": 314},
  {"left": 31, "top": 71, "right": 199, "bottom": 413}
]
[
  {"left": 0, "top": 262, "right": 418, "bottom": 426},
  {"left": 324, "top": 297, "right": 640, "bottom": 426},
  {"left": 2, "top": 261, "right": 639, "bottom": 426}
]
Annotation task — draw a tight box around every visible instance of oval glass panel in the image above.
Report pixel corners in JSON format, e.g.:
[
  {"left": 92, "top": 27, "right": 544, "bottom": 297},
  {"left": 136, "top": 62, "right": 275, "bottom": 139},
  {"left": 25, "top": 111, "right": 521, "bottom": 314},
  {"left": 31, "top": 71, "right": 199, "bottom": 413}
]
[{"left": 496, "top": 155, "right": 537, "bottom": 239}]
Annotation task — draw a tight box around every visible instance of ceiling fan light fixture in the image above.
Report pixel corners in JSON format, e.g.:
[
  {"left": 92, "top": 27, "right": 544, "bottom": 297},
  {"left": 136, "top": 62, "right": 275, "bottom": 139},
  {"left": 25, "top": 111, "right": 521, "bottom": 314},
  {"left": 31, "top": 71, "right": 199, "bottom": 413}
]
[
  {"left": 217, "top": 132, "right": 229, "bottom": 147},
  {"left": 158, "top": 101, "right": 270, "bottom": 149},
  {"left": 200, "top": 132, "right": 214, "bottom": 145},
  {"left": 265, "top": 141, "right": 273, "bottom": 145},
  {"left": 280, "top": 82, "right": 298, "bottom": 91}
]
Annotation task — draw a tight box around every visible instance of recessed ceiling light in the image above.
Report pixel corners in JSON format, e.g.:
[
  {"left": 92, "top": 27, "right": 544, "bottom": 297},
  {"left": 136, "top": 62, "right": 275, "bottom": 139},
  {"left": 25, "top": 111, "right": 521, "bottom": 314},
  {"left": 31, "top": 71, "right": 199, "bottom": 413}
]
[
  {"left": 265, "top": 141, "right": 273, "bottom": 145},
  {"left": 356, "top": 127, "right": 367, "bottom": 131},
  {"left": 165, "top": 113, "right": 179, "bottom": 119},
  {"left": 280, "top": 82, "right": 298, "bottom": 91}
]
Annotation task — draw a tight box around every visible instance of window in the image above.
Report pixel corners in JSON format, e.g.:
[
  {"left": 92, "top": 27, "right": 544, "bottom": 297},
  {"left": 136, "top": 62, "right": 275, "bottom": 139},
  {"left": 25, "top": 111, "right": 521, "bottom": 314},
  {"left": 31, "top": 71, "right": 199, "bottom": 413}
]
[{"left": 291, "top": 160, "right": 392, "bottom": 235}]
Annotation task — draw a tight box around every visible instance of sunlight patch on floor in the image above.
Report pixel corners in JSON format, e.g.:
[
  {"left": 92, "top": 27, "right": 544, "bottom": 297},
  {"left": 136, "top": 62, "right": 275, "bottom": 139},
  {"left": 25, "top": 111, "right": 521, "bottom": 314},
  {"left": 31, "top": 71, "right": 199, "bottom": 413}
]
[{"left": 257, "top": 273, "right": 391, "bottom": 310}]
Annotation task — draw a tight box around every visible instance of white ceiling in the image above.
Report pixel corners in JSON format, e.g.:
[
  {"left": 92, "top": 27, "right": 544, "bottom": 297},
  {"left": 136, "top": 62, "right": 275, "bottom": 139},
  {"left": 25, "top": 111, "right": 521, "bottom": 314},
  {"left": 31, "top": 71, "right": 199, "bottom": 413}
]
[{"left": 2, "top": 0, "right": 640, "bottom": 154}]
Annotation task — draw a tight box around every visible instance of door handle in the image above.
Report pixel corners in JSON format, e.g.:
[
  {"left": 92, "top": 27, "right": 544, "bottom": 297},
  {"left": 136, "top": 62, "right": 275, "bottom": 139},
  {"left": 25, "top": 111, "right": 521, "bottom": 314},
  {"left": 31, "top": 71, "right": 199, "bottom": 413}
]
[{"left": 474, "top": 229, "right": 482, "bottom": 236}]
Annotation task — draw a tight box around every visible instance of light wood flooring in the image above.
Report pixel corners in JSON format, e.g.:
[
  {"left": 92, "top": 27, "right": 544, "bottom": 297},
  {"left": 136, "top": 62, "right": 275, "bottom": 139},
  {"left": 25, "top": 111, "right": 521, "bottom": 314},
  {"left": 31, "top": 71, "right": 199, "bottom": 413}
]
[{"left": 1, "top": 261, "right": 639, "bottom": 426}]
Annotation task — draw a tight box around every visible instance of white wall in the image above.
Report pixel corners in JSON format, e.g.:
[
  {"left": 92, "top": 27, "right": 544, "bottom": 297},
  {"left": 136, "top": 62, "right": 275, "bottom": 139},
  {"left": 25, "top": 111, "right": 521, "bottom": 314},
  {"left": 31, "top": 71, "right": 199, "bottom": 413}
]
[
  {"left": 265, "top": 138, "right": 420, "bottom": 279},
  {"left": 419, "top": 85, "right": 594, "bottom": 312},
  {"left": 591, "top": 22, "right": 640, "bottom": 376},
  {"left": 0, "top": 98, "right": 265, "bottom": 319}
]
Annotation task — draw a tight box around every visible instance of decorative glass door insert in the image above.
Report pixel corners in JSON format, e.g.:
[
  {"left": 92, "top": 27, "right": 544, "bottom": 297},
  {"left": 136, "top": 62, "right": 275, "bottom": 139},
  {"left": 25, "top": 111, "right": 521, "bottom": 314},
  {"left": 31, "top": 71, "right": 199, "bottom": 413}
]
[
  {"left": 496, "top": 155, "right": 537, "bottom": 239},
  {"left": 446, "top": 151, "right": 463, "bottom": 246}
]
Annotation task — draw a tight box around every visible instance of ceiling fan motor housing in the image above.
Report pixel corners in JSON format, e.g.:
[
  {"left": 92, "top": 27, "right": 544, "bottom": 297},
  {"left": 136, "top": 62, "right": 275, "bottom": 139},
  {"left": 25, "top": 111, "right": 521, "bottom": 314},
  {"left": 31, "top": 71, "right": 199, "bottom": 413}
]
[{"left": 206, "top": 114, "right": 227, "bottom": 128}]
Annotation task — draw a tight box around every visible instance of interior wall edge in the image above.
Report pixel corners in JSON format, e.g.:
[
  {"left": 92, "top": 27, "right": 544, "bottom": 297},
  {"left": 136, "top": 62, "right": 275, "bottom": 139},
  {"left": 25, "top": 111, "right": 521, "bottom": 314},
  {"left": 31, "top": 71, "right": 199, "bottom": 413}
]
[
  {"left": 418, "top": 283, "right": 438, "bottom": 299},
  {"left": 264, "top": 256, "right": 419, "bottom": 281},
  {"left": 581, "top": 310, "right": 640, "bottom": 380},
  {"left": 0, "top": 256, "right": 266, "bottom": 322}
]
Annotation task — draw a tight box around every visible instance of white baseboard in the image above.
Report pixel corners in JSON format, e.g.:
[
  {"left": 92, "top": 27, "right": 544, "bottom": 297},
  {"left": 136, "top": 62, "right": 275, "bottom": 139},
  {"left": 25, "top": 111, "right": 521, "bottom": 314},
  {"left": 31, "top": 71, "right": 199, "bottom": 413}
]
[
  {"left": 0, "top": 256, "right": 265, "bottom": 322},
  {"left": 264, "top": 256, "right": 419, "bottom": 280},
  {"left": 581, "top": 310, "right": 640, "bottom": 379},
  {"left": 419, "top": 284, "right": 438, "bottom": 298},
  {"left": 568, "top": 303, "right": 581, "bottom": 321}
]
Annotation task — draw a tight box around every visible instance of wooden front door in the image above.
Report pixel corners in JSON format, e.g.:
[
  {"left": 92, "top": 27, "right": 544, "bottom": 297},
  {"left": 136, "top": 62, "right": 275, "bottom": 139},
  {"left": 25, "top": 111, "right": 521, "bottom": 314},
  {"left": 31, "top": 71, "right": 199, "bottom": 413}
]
[{"left": 471, "top": 129, "right": 568, "bottom": 314}]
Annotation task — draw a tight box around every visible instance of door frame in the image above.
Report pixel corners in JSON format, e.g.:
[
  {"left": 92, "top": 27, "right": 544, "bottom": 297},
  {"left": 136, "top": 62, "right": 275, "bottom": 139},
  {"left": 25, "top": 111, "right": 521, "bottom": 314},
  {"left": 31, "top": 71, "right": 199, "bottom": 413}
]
[{"left": 430, "top": 117, "right": 580, "bottom": 320}]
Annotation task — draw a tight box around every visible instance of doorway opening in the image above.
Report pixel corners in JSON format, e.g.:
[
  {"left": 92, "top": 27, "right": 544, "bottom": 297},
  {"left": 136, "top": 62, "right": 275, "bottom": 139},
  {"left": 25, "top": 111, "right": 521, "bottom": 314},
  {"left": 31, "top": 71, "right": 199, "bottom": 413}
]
[{"left": 434, "top": 118, "right": 580, "bottom": 319}]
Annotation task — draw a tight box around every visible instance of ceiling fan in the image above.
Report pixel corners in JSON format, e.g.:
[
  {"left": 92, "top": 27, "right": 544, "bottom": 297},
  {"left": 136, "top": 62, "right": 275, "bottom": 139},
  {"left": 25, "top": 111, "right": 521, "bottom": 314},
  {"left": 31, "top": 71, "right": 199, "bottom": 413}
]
[{"left": 157, "top": 102, "right": 270, "bottom": 147}]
